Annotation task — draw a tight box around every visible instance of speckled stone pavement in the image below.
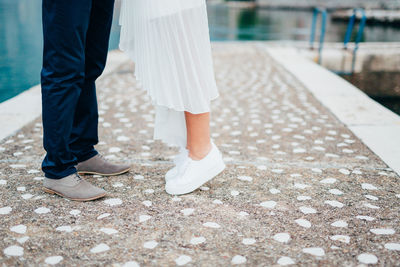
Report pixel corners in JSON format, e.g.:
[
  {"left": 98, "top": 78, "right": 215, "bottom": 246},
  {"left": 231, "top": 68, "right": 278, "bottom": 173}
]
[{"left": 1, "top": 43, "right": 399, "bottom": 266}]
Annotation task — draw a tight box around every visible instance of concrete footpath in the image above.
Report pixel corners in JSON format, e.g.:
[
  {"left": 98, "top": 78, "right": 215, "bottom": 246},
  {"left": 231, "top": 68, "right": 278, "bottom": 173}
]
[{"left": 0, "top": 43, "right": 399, "bottom": 266}]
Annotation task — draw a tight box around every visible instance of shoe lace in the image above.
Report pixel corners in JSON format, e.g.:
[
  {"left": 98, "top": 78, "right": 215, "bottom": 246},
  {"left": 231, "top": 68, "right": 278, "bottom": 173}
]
[{"left": 73, "top": 173, "right": 83, "bottom": 182}]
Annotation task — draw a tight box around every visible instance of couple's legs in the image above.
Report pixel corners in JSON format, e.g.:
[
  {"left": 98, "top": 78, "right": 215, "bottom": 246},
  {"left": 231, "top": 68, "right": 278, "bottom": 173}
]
[{"left": 41, "top": 0, "right": 114, "bottom": 179}]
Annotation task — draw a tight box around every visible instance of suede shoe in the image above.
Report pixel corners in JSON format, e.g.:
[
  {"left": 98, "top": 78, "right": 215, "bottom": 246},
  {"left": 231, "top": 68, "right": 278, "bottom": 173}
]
[
  {"left": 76, "top": 154, "right": 131, "bottom": 176},
  {"left": 43, "top": 173, "right": 106, "bottom": 201}
]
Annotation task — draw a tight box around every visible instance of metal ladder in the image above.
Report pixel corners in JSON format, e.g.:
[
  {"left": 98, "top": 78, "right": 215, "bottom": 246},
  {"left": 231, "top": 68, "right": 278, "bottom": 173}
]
[
  {"left": 338, "top": 8, "right": 367, "bottom": 75},
  {"left": 309, "top": 8, "right": 367, "bottom": 75},
  {"left": 309, "top": 8, "right": 327, "bottom": 65}
]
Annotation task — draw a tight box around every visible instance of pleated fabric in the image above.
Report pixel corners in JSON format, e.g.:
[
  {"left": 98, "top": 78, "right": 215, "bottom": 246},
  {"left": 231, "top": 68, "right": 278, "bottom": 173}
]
[{"left": 119, "top": 0, "right": 219, "bottom": 147}]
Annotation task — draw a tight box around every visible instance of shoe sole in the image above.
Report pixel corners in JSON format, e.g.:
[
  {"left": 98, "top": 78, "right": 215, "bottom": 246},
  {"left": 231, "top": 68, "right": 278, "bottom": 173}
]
[
  {"left": 77, "top": 167, "right": 131, "bottom": 177},
  {"left": 43, "top": 187, "right": 106, "bottom": 202},
  {"left": 165, "top": 161, "right": 226, "bottom": 195}
]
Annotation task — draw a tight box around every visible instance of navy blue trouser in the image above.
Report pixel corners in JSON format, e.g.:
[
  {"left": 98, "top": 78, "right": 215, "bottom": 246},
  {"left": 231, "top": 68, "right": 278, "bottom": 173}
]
[{"left": 41, "top": 0, "right": 115, "bottom": 179}]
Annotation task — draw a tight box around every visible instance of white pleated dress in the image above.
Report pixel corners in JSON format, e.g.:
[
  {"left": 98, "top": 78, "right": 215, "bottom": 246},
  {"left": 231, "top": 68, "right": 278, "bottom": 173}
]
[{"left": 119, "top": 0, "right": 219, "bottom": 147}]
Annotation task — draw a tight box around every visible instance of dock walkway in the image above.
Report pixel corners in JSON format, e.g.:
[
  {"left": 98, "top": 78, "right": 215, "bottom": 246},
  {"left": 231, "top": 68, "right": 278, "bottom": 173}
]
[{"left": 1, "top": 43, "right": 399, "bottom": 266}]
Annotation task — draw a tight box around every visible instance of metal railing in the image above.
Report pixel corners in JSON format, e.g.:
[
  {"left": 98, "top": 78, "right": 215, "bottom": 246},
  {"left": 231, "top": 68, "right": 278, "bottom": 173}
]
[
  {"left": 309, "top": 7, "right": 367, "bottom": 75},
  {"left": 309, "top": 8, "right": 328, "bottom": 65},
  {"left": 339, "top": 8, "right": 367, "bottom": 75}
]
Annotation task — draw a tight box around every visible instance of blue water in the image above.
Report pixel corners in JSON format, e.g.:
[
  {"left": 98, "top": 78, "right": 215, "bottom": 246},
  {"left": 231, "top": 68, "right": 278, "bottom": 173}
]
[
  {"left": 0, "top": 0, "right": 121, "bottom": 103},
  {"left": 1, "top": 0, "right": 400, "bottom": 103}
]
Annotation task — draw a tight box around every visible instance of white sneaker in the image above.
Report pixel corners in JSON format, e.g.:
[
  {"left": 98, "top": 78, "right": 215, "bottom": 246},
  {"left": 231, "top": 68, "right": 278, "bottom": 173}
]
[
  {"left": 165, "top": 147, "right": 188, "bottom": 182},
  {"left": 165, "top": 142, "right": 225, "bottom": 195}
]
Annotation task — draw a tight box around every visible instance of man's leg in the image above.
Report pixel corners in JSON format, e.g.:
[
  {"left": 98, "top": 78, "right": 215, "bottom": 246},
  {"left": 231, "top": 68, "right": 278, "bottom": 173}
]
[
  {"left": 70, "top": 0, "right": 131, "bottom": 176},
  {"left": 41, "top": 0, "right": 92, "bottom": 179},
  {"left": 69, "top": 0, "right": 115, "bottom": 162}
]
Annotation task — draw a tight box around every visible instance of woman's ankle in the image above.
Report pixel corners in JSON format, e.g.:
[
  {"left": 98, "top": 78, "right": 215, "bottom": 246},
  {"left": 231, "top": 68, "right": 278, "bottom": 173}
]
[{"left": 188, "top": 142, "right": 212, "bottom": 160}]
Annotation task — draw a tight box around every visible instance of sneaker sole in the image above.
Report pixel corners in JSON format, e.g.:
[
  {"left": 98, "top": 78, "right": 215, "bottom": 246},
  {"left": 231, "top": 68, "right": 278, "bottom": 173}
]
[
  {"left": 77, "top": 167, "right": 131, "bottom": 177},
  {"left": 43, "top": 187, "right": 106, "bottom": 202},
  {"left": 165, "top": 161, "right": 226, "bottom": 195}
]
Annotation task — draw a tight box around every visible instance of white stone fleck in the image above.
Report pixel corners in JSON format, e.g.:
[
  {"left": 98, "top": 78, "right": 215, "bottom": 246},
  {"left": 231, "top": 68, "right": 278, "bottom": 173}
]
[
  {"left": 69, "top": 209, "right": 81, "bottom": 216},
  {"left": 203, "top": 222, "right": 221, "bottom": 228},
  {"left": 295, "top": 219, "right": 311, "bottom": 228},
  {"left": 339, "top": 169, "right": 350, "bottom": 175},
  {"left": 45, "top": 256, "right": 63, "bottom": 265},
  {"left": 143, "top": 240, "right": 158, "bottom": 249},
  {"left": 293, "top": 148, "right": 306, "bottom": 153},
  {"left": 302, "top": 247, "right": 325, "bottom": 257},
  {"left": 299, "top": 206, "right": 316, "bottom": 214},
  {"left": 356, "top": 215, "right": 375, "bottom": 221},
  {"left": 104, "top": 198, "right": 122, "bottom": 206},
  {"left": 257, "top": 165, "right": 267, "bottom": 170},
  {"left": 108, "top": 147, "right": 121, "bottom": 153},
  {"left": 330, "top": 235, "right": 350, "bottom": 243},
  {"left": 97, "top": 213, "right": 111, "bottom": 220},
  {"left": 320, "top": 178, "right": 336, "bottom": 184},
  {"left": 269, "top": 188, "right": 281, "bottom": 194},
  {"left": 35, "top": 207, "right": 50, "bottom": 214},
  {"left": 10, "top": 225, "right": 27, "bottom": 234},
  {"left": 364, "top": 195, "right": 378, "bottom": 201},
  {"left": 325, "top": 200, "right": 344, "bottom": 208},
  {"left": 117, "top": 136, "right": 130, "bottom": 142},
  {"left": 273, "top": 233, "right": 291, "bottom": 243},
  {"left": 139, "top": 215, "right": 152, "bottom": 222},
  {"left": 175, "top": 255, "right": 192, "bottom": 266},
  {"left": 370, "top": 228, "right": 395, "bottom": 235},
  {"left": 56, "top": 226, "right": 73, "bottom": 233},
  {"left": 123, "top": 261, "right": 140, "bottom": 267},
  {"left": 238, "top": 211, "right": 249, "bottom": 217},
  {"left": 112, "top": 182, "right": 124, "bottom": 188},
  {"left": 17, "top": 236, "right": 29, "bottom": 244},
  {"left": 0, "top": 179, "right": 7, "bottom": 185},
  {"left": 172, "top": 196, "right": 181, "bottom": 202},
  {"left": 260, "top": 201, "right": 277, "bottom": 209},
  {"left": 361, "top": 183, "right": 378, "bottom": 190},
  {"left": 142, "top": 201, "right": 152, "bottom": 207},
  {"left": 180, "top": 208, "right": 194, "bottom": 216},
  {"left": 0, "top": 206, "right": 12, "bottom": 214},
  {"left": 4, "top": 245, "right": 24, "bottom": 256},
  {"left": 100, "top": 228, "right": 118, "bottom": 235},
  {"left": 90, "top": 243, "right": 110, "bottom": 253},
  {"left": 237, "top": 176, "right": 252, "bottom": 182},
  {"left": 384, "top": 243, "right": 400, "bottom": 251},
  {"left": 277, "top": 256, "right": 295, "bottom": 265},
  {"left": 231, "top": 190, "right": 240, "bottom": 196},
  {"left": 213, "top": 199, "right": 223, "bottom": 204},
  {"left": 329, "top": 189, "right": 343, "bottom": 195},
  {"left": 10, "top": 164, "right": 26, "bottom": 169},
  {"left": 297, "top": 196, "right": 311, "bottom": 201},
  {"left": 364, "top": 203, "right": 380, "bottom": 209},
  {"left": 134, "top": 175, "right": 144, "bottom": 180},
  {"left": 331, "top": 220, "right": 348, "bottom": 228},
  {"left": 232, "top": 255, "right": 247, "bottom": 265},
  {"left": 242, "top": 238, "right": 256, "bottom": 245},
  {"left": 357, "top": 253, "right": 378, "bottom": 264},
  {"left": 21, "top": 194, "right": 34, "bottom": 200},
  {"left": 190, "top": 236, "right": 206, "bottom": 245},
  {"left": 294, "top": 182, "right": 310, "bottom": 189}
]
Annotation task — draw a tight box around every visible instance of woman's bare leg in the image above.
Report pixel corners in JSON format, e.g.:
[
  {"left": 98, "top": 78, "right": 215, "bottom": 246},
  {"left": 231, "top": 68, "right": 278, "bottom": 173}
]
[{"left": 185, "top": 111, "right": 212, "bottom": 160}]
